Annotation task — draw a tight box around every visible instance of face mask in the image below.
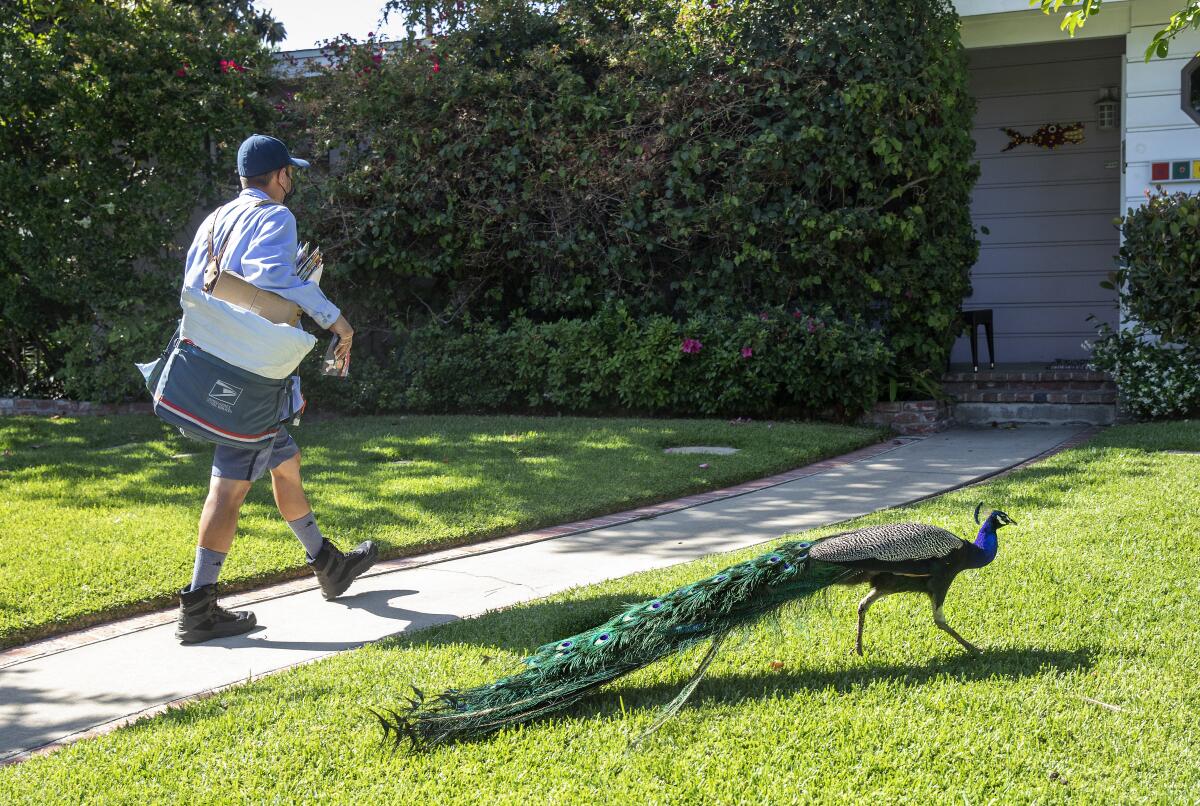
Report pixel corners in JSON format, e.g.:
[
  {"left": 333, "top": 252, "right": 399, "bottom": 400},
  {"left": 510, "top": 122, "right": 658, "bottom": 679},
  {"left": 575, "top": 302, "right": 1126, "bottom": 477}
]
[{"left": 281, "top": 170, "right": 296, "bottom": 205}]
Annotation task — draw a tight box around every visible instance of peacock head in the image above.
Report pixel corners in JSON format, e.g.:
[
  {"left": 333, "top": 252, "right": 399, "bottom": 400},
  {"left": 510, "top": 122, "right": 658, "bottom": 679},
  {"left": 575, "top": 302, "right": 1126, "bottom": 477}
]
[
  {"left": 971, "top": 503, "right": 1013, "bottom": 563},
  {"left": 973, "top": 502, "right": 1016, "bottom": 530}
]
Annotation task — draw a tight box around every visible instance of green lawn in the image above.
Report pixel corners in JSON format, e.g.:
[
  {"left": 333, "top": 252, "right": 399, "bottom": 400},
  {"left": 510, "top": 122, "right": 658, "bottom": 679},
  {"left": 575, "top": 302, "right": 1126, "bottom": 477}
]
[
  {"left": 2, "top": 422, "right": 1197, "bottom": 803},
  {"left": 0, "top": 414, "right": 877, "bottom": 646}
]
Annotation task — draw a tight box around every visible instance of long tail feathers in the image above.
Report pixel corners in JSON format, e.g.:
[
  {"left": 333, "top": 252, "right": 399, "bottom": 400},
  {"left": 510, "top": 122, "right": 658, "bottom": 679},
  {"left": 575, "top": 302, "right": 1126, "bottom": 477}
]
[
  {"left": 375, "top": 540, "right": 848, "bottom": 751},
  {"left": 628, "top": 630, "right": 729, "bottom": 751}
]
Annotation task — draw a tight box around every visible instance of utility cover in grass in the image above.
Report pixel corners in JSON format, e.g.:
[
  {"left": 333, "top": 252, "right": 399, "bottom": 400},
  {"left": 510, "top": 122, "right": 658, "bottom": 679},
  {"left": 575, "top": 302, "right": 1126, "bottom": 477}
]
[{"left": 663, "top": 446, "right": 740, "bottom": 455}]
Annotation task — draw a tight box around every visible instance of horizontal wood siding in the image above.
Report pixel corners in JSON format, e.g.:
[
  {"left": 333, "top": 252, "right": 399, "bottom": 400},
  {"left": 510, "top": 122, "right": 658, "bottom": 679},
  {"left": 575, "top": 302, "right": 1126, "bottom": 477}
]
[
  {"left": 1122, "top": 25, "right": 1200, "bottom": 214},
  {"left": 954, "top": 37, "right": 1123, "bottom": 365}
]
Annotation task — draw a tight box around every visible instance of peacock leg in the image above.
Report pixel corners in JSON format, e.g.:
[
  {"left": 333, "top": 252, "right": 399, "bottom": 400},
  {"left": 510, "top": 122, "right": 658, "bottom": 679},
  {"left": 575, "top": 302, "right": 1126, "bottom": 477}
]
[
  {"left": 929, "top": 596, "right": 981, "bottom": 654},
  {"left": 855, "top": 588, "right": 886, "bottom": 656}
]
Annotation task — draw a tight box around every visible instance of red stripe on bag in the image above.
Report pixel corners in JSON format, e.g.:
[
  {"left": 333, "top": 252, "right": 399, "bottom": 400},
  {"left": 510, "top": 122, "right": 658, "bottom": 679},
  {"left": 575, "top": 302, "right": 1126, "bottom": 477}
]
[{"left": 157, "top": 396, "right": 278, "bottom": 442}]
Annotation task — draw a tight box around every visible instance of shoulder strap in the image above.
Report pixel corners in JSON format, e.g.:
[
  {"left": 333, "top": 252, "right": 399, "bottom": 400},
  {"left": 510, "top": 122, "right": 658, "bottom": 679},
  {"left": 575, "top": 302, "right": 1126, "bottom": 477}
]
[{"left": 204, "top": 198, "right": 280, "bottom": 292}]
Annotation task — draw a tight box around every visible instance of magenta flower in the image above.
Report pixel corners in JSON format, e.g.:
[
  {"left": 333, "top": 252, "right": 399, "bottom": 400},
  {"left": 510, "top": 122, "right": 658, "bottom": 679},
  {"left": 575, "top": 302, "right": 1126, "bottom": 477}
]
[
  {"left": 432, "top": 59, "right": 441, "bottom": 73},
  {"left": 680, "top": 338, "right": 703, "bottom": 354},
  {"left": 792, "top": 310, "right": 803, "bottom": 319},
  {"left": 758, "top": 312, "right": 769, "bottom": 321},
  {"left": 372, "top": 52, "right": 383, "bottom": 64},
  {"left": 806, "top": 321, "right": 816, "bottom": 334},
  {"left": 741, "top": 346, "right": 753, "bottom": 358}
]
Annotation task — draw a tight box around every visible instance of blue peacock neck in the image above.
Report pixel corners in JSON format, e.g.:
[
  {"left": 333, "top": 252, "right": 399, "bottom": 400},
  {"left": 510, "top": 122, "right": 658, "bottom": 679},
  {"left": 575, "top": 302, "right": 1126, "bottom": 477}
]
[{"left": 972, "top": 517, "right": 1000, "bottom": 566}]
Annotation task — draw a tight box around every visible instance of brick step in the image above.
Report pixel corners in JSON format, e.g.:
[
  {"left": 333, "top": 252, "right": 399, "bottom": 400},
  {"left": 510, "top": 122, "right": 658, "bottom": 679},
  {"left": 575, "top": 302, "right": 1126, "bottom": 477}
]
[
  {"left": 947, "top": 389, "right": 1118, "bottom": 404},
  {"left": 942, "top": 369, "right": 1109, "bottom": 383},
  {"left": 942, "top": 380, "right": 1116, "bottom": 393}
]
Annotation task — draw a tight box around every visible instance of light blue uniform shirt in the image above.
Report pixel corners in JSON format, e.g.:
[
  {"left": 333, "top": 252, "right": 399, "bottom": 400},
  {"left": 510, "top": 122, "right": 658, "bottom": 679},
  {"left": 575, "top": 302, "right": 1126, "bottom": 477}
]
[
  {"left": 182, "top": 188, "right": 339, "bottom": 421},
  {"left": 183, "top": 188, "right": 340, "bottom": 327}
]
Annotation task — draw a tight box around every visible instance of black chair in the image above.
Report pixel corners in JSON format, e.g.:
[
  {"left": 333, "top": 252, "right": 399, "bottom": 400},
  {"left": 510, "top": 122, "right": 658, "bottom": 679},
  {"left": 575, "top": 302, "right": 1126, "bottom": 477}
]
[{"left": 961, "top": 309, "right": 995, "bottom": 372}]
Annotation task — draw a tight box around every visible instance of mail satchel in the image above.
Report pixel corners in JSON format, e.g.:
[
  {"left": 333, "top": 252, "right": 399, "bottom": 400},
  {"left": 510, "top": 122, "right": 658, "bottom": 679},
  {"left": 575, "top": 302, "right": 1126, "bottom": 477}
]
[{"left": 138, "top": 331, "right": 296, "bottom": 450}]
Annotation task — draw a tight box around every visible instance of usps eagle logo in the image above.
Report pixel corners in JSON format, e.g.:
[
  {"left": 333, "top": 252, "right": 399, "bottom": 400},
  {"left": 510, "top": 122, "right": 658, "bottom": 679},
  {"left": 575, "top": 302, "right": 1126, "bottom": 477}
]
[{"left": 208, "top": 380, "right": 243, "bottom": 408}]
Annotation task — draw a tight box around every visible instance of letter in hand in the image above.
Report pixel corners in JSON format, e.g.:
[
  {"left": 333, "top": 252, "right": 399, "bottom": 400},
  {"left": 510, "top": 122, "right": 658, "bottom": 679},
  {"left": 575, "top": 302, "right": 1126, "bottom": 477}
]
[
  {"left": 321, "top": 335, "right": 350, "bottom": 378},
  {"left": 324, "top": 315, "right": 354, "bottom": 378}
]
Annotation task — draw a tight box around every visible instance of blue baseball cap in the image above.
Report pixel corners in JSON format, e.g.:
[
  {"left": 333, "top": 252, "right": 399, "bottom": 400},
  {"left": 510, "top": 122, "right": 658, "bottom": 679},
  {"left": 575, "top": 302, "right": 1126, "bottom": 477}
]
[{"left": 237, "top": 134, "right": 310, "bottom": 177}]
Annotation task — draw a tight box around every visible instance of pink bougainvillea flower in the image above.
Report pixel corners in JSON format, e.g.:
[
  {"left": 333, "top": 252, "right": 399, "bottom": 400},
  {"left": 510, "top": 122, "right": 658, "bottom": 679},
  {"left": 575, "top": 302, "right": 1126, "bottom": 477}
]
[
  {"left": 219, "top": 59, "right": 229, "bottom": 72},
  {"left": 372, "top": 52, "right": 383, "bottom": 64},
  {"left": 432, "top": 60, "right": 441, "bottom": 73},
  {"left": 176, "top": 68, "right": 187, "bottom": 77},
  {"left": 741, "top": 346, "right": 753, "bottom": 358},
  {"left": 680, "top": 337, "right": 703, "bottom": 354}
]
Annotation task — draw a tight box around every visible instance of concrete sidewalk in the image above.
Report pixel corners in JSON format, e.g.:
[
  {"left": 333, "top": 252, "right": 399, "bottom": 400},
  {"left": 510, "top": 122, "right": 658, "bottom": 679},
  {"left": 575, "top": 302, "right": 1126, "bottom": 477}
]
[{"left": 0, "top": 426, "right": 1090, "bottom": 763}]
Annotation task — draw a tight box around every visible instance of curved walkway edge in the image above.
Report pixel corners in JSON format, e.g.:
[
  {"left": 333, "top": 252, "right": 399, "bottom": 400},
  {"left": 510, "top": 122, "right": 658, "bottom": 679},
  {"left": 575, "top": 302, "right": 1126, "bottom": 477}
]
[{"left": 0, "top": 426, "right": 1095, "bottom": 764}]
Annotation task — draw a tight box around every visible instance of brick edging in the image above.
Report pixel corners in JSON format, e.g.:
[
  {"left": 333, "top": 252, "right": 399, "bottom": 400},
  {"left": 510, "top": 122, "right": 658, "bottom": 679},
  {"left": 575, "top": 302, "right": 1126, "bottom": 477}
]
[
  {"left": 0, "top": 398, "right": 151, "bottom": 417},
  {"left": 0, "top": 437, "right": 911, "bottom": 670}
]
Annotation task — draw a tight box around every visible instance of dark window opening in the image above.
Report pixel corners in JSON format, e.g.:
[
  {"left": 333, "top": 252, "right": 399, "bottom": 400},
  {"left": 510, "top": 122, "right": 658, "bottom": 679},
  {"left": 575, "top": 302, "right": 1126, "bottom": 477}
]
[{"left": 1182, "top": 57, "right": 1200, "bottom": 125}]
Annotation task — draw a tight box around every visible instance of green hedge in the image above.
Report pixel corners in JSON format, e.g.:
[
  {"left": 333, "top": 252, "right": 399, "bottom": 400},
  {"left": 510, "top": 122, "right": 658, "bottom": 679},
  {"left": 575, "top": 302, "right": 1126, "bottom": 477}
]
[
  {"left": 4, "top": 0, "right": 978, "bottom": 413},
  {"left": 0, "top": 0, "right": 276, "bottom": 401},
  {"left": 291, "top": 0, "right": 978, "bottom": 395},
  {"left": 303, "top": 303, "right": 890, "bottom": 417}
]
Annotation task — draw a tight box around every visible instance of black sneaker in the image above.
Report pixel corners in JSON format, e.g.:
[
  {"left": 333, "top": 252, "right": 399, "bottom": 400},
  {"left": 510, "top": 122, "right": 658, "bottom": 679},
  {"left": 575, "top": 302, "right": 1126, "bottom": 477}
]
[
  {"left": 308, "top": 539, "right": 379, "bottom": 600},
  {"left": 175, "top": 584, "right": 257, "bottom": 644}
]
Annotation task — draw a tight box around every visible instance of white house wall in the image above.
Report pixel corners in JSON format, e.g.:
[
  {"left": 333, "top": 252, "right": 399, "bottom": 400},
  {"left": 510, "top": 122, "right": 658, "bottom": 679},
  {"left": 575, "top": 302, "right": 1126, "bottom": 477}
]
[
  {"left": 1123, "top": 15, "right": 1200, "bottom": 214},
  {"left": 951, "top": 1, "right": 1200, "bottom": 364}
]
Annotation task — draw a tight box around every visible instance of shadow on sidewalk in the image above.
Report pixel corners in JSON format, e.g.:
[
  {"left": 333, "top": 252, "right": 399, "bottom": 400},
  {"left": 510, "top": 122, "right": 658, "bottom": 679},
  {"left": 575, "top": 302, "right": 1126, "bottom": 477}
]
[{"left": 221, "top": 589, "right": 458, "bottom": 652}]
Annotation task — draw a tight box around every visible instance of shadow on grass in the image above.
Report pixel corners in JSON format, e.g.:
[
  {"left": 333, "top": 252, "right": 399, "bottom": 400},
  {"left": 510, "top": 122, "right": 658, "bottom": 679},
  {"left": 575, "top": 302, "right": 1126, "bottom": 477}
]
[
  {"left": 373, "top": 644, "right": 1096, "bottom": 753},
  {"left": 585, "top": 645, "right": 1094, "bottom": 708}
]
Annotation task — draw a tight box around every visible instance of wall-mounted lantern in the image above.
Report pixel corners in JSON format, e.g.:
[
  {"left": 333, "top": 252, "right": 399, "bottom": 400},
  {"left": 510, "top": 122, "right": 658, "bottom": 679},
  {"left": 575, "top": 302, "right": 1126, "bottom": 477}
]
[{"left": 1095, "top": 87, "right": 1119, "bottom": 131}]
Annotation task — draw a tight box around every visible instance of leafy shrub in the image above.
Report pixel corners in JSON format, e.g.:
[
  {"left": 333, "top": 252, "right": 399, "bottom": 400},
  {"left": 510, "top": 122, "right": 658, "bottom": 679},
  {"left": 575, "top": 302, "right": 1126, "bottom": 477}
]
[
  {"left": 385, "top": 304, "right": 890, "bottom": 417},
  {"left": 0, "top": 0, "right": 277, "bottom": 401},
  {"left": 1089, "top": 191, "right": 1200, "bottom": 420},
  {"left": 1088, "top": 323, "right": 1200, "bottom": 419},
  {"left": 291, "top": 0, "right": 977, "bottom": 387},
  {"left": 1111, "top": 189, "right": 1200, "bottom": 350}
]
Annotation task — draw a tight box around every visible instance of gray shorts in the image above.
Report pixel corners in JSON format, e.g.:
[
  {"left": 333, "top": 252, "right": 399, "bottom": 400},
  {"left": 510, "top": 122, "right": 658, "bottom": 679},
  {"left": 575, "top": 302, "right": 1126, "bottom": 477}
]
[{"left": 211, "top": 427, "right": 299, "bottom": 482}]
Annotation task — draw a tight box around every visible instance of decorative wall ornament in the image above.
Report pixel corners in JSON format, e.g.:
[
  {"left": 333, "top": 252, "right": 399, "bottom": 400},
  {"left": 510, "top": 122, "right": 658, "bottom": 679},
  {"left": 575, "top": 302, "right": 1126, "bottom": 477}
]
[{"left": 999, "top": 122, "right": 1085, "bottom": 151}]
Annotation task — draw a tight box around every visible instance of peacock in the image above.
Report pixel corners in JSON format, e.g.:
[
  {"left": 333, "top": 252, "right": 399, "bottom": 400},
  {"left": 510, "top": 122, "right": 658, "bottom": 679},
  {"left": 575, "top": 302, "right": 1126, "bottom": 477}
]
[{"left": 375, "top": 504, "right": 1015, "bottom": 750}]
